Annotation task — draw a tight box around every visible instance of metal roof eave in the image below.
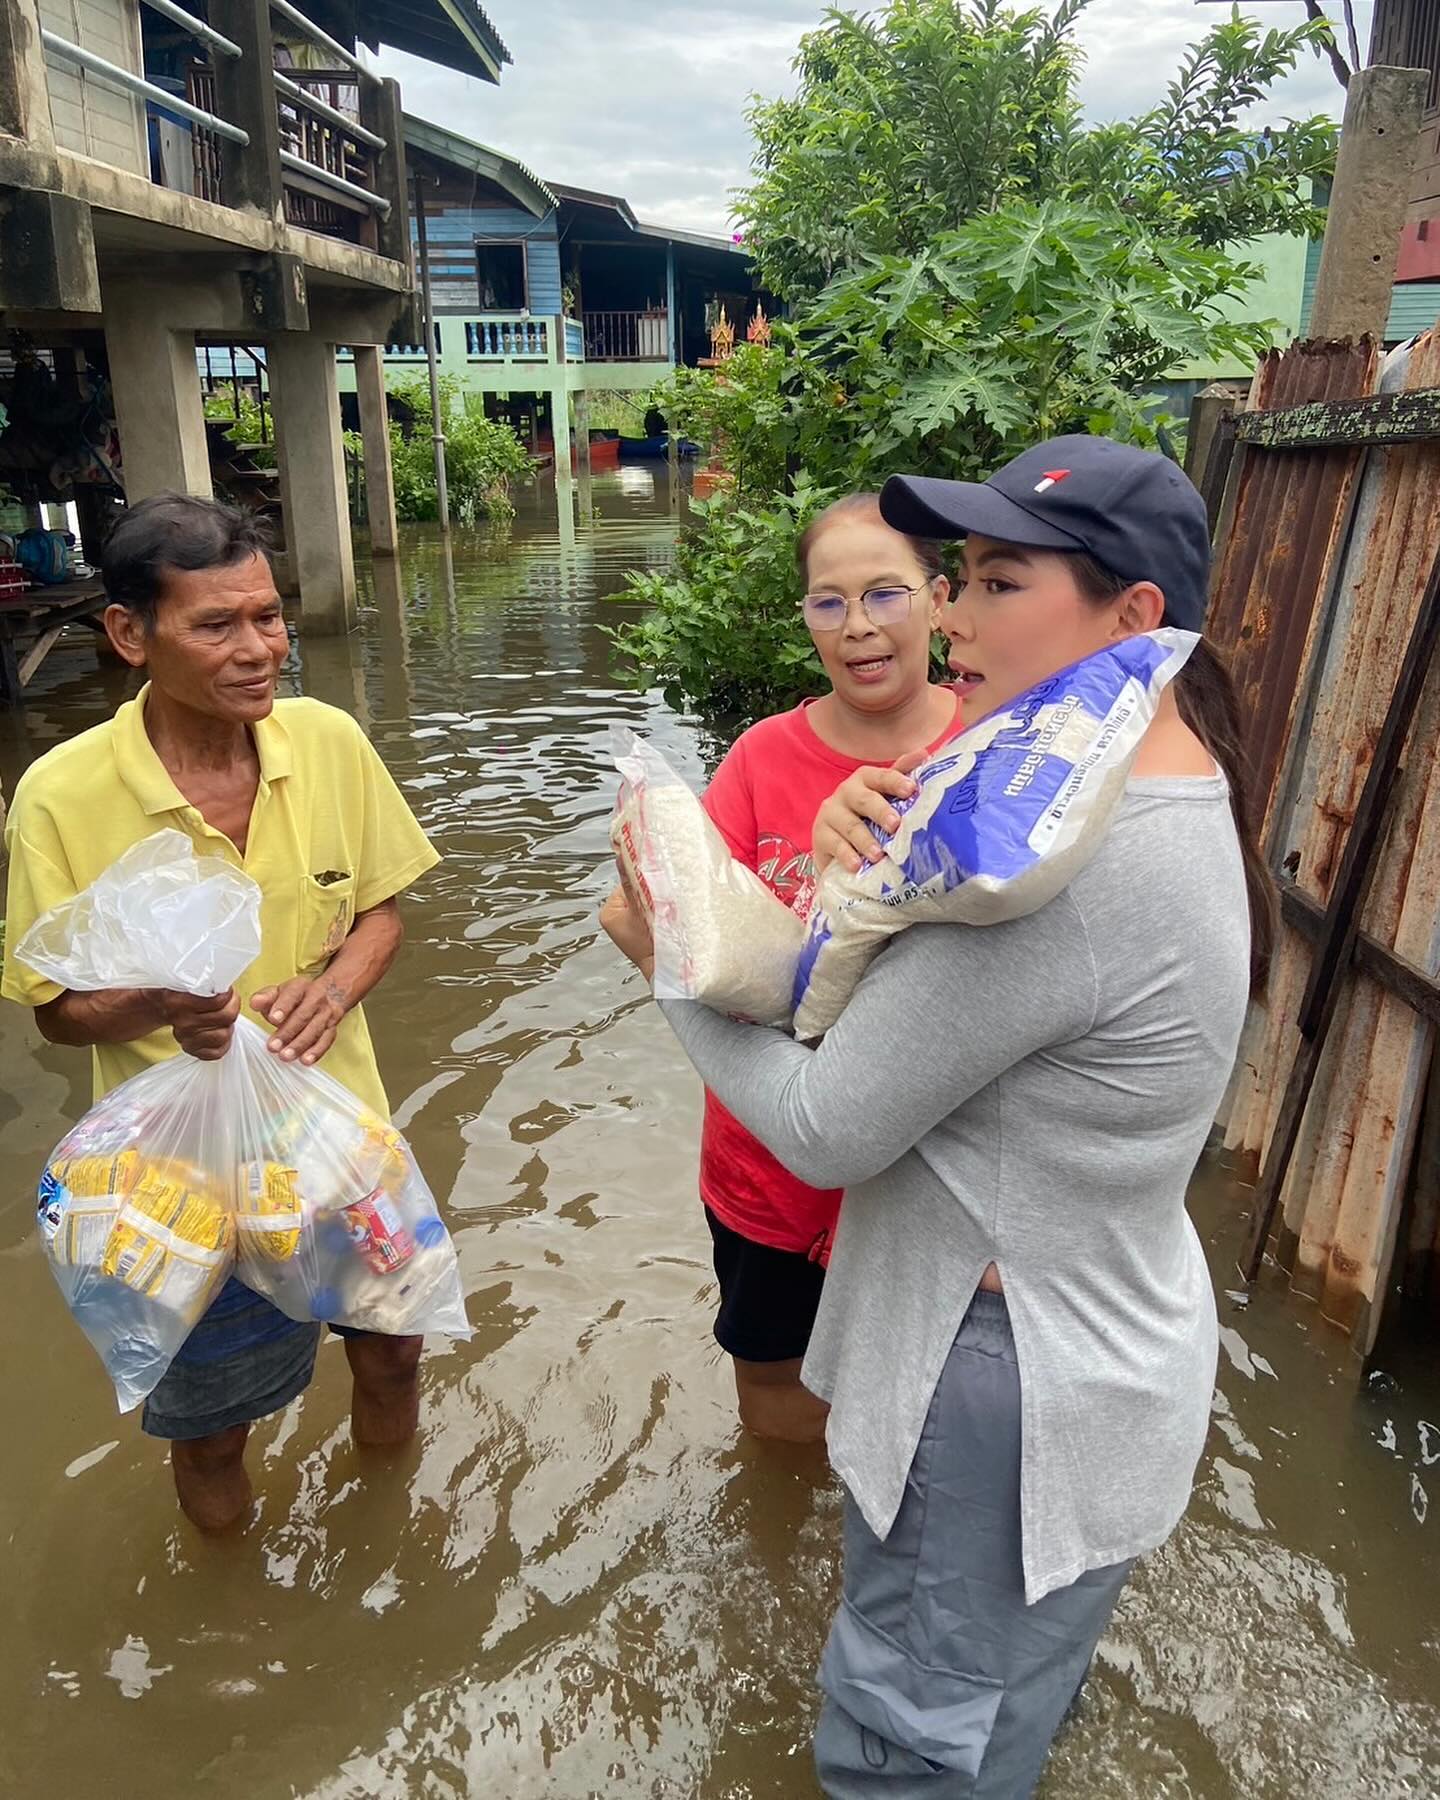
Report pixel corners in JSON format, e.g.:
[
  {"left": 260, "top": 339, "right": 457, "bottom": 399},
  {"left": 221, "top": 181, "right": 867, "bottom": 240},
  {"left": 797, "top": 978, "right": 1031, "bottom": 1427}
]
[
  {"left": 550, "top": 183, "right": 640, "bottom": 232},
  {"left": 550, "top": 187, "right": 748, "bottom": 258},
  {"left": 359, "top": 0, "right": 511, "bottom": 84},
  {"left": 403, "top": 114, "right": 557, "bottom": 217},
  {"left": 632, "top": 220, "right": 748, "bottom": 258}
]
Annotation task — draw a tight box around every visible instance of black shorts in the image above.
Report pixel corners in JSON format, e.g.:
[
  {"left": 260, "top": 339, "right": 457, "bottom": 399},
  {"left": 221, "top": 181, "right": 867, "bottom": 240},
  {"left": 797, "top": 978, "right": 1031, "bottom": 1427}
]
[{"left": 705, "top": 1206, "right": 827, "bottom": 1363}]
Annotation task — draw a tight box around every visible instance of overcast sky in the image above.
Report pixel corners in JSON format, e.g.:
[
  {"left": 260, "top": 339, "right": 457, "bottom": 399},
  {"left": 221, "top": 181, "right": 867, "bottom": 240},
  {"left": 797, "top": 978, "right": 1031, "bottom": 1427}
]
[{"left": 375, "top": 1, "right": 1371, "bottom": 235}]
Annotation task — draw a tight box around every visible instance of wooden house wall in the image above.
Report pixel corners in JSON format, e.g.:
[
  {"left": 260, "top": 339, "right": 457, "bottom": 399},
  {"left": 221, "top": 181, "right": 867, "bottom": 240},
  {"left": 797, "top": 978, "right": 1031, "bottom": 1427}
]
[
  {"left": 415, "top": 174, "right": 564, "bottom": 316},
  {"left": 1372, "top": 0, "right": 1440, "bottom": 216},
  {"left": 40, "top": 0, "right": 147, "bottom": 176}
]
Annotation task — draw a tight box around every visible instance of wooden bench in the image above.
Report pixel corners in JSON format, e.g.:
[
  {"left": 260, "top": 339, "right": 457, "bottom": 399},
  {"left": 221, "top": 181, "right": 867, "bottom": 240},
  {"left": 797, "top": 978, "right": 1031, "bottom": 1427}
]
[{"left": 0, "top": 579, "right": 109, "bottom": 707}]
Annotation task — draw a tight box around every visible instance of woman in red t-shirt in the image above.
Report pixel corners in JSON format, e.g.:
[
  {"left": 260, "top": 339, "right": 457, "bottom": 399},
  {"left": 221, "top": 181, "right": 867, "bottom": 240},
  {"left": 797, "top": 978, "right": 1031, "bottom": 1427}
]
[{"left": 698, "top": 493, "right": 965, "bottom": 1442}]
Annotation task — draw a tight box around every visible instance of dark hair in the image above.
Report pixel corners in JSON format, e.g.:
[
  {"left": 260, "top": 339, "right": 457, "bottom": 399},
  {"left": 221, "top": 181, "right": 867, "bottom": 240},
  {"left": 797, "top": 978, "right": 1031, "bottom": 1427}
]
[
  {"left": 796, "top": 492, "right": 947, "bottom": 585},
  {"left": 1066, "top": 552, "right": 1276, "bottom": 993},
  {"left": 103, "top": 492, "right": 273, "bottom": 631}
]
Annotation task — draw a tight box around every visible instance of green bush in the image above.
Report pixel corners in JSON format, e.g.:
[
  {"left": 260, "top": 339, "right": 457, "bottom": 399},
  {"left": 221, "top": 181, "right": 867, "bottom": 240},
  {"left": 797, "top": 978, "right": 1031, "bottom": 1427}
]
[
  {"left": 387, "top": 376, "right": 532, "bottom": 524},
  {"left": 619, "top": 480, "right": 839, "bottom": 720},
  {"left": 203, "top": 389, "right": 276, "bottom": 468},
  {"left": 202, "top": 378, "right": 529, "bottom": 524}
]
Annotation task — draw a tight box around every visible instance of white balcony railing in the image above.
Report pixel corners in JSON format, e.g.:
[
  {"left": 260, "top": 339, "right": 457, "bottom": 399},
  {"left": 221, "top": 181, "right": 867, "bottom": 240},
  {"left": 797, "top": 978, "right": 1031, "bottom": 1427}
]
[
  {"left": 460, "top": 316, "right": 587, "bottom": 364},
  {"left": 338, "top": 317, "right": 587, "bottom": 370},
  {"left": 465, "top": 316, "right": 551, "bottom": 360}
]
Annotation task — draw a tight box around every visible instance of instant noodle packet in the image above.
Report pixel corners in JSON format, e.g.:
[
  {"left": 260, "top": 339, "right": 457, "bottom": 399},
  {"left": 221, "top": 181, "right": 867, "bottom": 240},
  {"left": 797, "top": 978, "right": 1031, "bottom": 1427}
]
[
  {"left": 101, "top": 1173, "right": 234, "bottom": 1328},
  {"left": 235, "top": 1162, "right": 303, "bottom": 1263}
]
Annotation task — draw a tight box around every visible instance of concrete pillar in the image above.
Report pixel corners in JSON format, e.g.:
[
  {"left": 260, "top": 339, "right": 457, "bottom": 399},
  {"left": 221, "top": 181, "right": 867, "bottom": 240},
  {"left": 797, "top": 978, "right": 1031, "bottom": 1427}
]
[
  {"left": 1309, "top": 65, "right": 1428, "bottom": 341},
  {"left": 208, "top": 0, "right": 283, "bottom": 218},
  {"left": 574, "top": 384, "right": 592, "bottom": 481},
  {"left": 267, "top": 334, "right": 355, "bottom": 635},
  {"left": 353, "top": 344, "right": 398, "bottom": 556},
  {"left": 551, "top": 384, "right": 573, "bottom": 485},
  {"left": 1, "top": 0, "right": 55, "bottom": 149},
  {"left": 360, "top": 75, "right": 410, "bottom": 270},
  {"left": 103, "top": 286, "right": 213, "bottom": 500}
]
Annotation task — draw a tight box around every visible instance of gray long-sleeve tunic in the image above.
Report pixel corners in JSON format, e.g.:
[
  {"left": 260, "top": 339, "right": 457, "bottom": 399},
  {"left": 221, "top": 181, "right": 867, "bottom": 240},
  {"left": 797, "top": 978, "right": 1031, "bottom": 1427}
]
[{"left": 661, "top": 773, "right": 1250, "bottom": 1603}]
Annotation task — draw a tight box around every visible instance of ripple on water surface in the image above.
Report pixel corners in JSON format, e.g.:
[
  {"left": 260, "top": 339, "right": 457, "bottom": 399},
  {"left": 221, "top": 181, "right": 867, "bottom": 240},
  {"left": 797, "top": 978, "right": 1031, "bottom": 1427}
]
[{"left": 0, "top": 476, "right": 1435, "bottom": 1799}]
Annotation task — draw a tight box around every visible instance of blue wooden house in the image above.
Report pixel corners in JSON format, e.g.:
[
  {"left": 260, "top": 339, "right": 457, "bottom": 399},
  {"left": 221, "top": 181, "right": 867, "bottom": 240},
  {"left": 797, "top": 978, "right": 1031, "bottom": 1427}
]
[{"left": 334, "top": 115, "right": 763, "bottom": 463}]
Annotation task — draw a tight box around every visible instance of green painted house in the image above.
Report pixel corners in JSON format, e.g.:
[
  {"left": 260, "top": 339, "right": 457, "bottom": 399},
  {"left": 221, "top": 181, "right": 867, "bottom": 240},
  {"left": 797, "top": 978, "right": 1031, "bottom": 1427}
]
[{"left": 1168, "top": 176, "right": 1440, "bottom": 412}]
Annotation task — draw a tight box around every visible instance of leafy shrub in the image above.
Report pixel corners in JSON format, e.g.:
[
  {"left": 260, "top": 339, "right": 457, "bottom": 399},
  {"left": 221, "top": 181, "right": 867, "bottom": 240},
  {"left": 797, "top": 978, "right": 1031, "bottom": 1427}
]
[{"left": 387, "top": 377, "right": 532, "bottom": 524}]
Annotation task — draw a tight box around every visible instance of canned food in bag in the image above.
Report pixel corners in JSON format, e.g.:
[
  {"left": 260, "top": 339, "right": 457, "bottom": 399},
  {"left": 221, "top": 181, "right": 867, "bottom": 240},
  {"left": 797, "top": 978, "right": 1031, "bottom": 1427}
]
[{"left": 342, "top": 1190, "right": 414, "bottom": 1275}]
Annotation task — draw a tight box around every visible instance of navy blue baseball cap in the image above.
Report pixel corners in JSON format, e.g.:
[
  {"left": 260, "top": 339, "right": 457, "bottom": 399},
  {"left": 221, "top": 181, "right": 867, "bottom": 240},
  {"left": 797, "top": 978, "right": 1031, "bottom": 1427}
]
[{"left": 879, "top": 435, "right": 1211, "bottom": 633}]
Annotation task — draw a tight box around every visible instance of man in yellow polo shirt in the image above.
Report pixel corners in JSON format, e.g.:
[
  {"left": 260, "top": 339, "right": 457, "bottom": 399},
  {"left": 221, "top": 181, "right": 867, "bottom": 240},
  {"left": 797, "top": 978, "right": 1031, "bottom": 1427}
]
[{"left": 2, "top": 492, "right": 442, "bottom": 1531}]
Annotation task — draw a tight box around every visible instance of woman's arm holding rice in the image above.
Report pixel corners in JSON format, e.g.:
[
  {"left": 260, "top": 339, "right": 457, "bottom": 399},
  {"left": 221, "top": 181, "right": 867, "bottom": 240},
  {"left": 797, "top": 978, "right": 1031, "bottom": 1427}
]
[{"left": 651, "top": 900, "right": 1098, "bottom": 1190}]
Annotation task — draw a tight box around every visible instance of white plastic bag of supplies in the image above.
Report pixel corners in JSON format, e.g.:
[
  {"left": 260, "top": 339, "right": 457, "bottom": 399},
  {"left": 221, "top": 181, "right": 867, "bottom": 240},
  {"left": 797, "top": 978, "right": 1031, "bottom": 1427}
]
[
  {"left": 20, "top": 831, "right": 470, "bottom": 1414},
  {"left": 609, "top": 726, "right": 804, "bottom": 1027},
  {"left": 792, "top": 629, "right": 1198, "bottom": 1041}
]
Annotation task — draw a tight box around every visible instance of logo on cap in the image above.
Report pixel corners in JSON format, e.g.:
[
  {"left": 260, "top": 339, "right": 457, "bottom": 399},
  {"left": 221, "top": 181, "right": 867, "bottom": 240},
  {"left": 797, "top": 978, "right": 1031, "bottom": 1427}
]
[{"left": 1034, "top": 469, "right": 1071, "bottom": 495}]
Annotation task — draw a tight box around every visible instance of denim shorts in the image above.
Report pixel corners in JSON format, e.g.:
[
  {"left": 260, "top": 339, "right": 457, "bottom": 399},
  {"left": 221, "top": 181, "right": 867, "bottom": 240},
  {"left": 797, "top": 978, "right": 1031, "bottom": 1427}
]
[{"left": 141, "top": 1276, "right": 366, "bottom": 1441}]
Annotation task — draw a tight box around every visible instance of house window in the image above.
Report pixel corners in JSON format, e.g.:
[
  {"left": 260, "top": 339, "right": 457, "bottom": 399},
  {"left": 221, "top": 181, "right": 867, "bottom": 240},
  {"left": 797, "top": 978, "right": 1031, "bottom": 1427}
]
[{"left": 476, "top": 242, "right": 528, "bottom": 311}]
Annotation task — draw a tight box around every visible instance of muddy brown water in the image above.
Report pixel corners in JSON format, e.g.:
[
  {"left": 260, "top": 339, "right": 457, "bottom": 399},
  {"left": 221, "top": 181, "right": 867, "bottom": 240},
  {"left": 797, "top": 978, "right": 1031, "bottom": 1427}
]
[{"left": 1, "top": 470, "right": 1437, "bottom": 1800}]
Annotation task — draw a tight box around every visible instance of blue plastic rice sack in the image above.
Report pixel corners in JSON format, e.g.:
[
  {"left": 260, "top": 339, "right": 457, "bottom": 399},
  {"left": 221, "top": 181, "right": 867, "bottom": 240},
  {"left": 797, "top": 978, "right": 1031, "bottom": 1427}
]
[{"left": 791, "top": 628, "right": 1198, "bottom": 1041}]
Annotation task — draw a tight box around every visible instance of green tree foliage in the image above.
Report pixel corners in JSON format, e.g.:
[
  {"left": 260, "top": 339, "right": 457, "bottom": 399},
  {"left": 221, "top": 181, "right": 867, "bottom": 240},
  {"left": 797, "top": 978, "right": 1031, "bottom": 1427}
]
[
  {"left": 623, "top": 480, "right": 839, "bottom": 718},
  {"left": 741, "top": 0, "right": 1336, "bottom": 302},
  {"left": 612, "top": 0, "right": 1338, "bottom": 720},
  {"left": 743, "top": 0, "right": 1088, "bottom": 300}
]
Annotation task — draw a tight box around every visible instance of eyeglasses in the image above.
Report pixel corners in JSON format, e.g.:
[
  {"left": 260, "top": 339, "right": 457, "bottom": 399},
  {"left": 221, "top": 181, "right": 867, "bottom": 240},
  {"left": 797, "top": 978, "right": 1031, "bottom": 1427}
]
[{"left": 801, "top": 579, "right": 934, "bottom": 632}]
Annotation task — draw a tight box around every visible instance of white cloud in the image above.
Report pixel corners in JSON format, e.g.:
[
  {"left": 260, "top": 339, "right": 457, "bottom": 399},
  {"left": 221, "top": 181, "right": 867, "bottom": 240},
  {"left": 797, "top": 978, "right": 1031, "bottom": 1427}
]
[
  {"left": 1076, "top": 1, "right": 1368, "bottom": 123},
  {"left": 378, "top": 2, "right": 1364, "bottom": 236}
]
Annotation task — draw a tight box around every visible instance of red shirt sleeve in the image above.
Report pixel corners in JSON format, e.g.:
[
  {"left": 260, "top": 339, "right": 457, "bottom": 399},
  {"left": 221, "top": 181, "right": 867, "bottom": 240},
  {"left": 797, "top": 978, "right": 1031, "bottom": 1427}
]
[{"left": 700, "top": 733, "right": 758, "bottom": 870}]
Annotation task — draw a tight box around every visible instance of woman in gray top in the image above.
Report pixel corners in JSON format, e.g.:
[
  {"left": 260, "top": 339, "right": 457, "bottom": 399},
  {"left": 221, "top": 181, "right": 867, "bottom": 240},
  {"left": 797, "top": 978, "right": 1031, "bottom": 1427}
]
[{"left": 601, "top": 437, "right": 1274, "bottom": 1798}]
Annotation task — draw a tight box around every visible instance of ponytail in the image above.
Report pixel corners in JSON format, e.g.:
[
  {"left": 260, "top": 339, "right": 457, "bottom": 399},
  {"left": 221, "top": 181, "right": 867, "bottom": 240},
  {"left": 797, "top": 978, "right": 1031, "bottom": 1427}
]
[
  {"left": 1172, "top": 639, "right": 1277, "bottom": 994},
  {"left": 1065, "top": 554, "right": 1276, "bottom": 994}
]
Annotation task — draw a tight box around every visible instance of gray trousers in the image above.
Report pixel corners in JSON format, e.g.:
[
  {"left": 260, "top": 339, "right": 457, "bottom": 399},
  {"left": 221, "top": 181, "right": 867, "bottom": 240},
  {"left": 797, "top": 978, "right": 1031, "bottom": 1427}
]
[{"left": 815, "top": 1290, "right": 1133, "bottom": 1798}]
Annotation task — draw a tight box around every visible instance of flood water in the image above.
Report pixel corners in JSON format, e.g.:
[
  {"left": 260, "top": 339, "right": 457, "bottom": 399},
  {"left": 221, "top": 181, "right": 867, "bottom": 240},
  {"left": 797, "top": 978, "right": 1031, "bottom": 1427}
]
[{"left": 2, "top": 469, "right": 1437, "bottom": 1799}]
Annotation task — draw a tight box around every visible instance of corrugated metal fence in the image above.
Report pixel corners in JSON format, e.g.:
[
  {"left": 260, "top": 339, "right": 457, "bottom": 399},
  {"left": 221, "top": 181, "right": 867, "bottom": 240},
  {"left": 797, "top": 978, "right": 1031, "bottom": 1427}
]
[{"left": 1215, "top": 330, "right": 1440, "bottom": 1352}]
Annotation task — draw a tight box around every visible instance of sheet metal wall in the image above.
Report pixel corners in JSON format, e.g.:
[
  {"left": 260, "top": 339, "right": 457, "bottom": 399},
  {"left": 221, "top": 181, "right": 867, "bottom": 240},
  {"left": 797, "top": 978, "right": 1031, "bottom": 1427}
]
[{"left": 1219, "top": 332, "right": 1440, "bottom": 1348}]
